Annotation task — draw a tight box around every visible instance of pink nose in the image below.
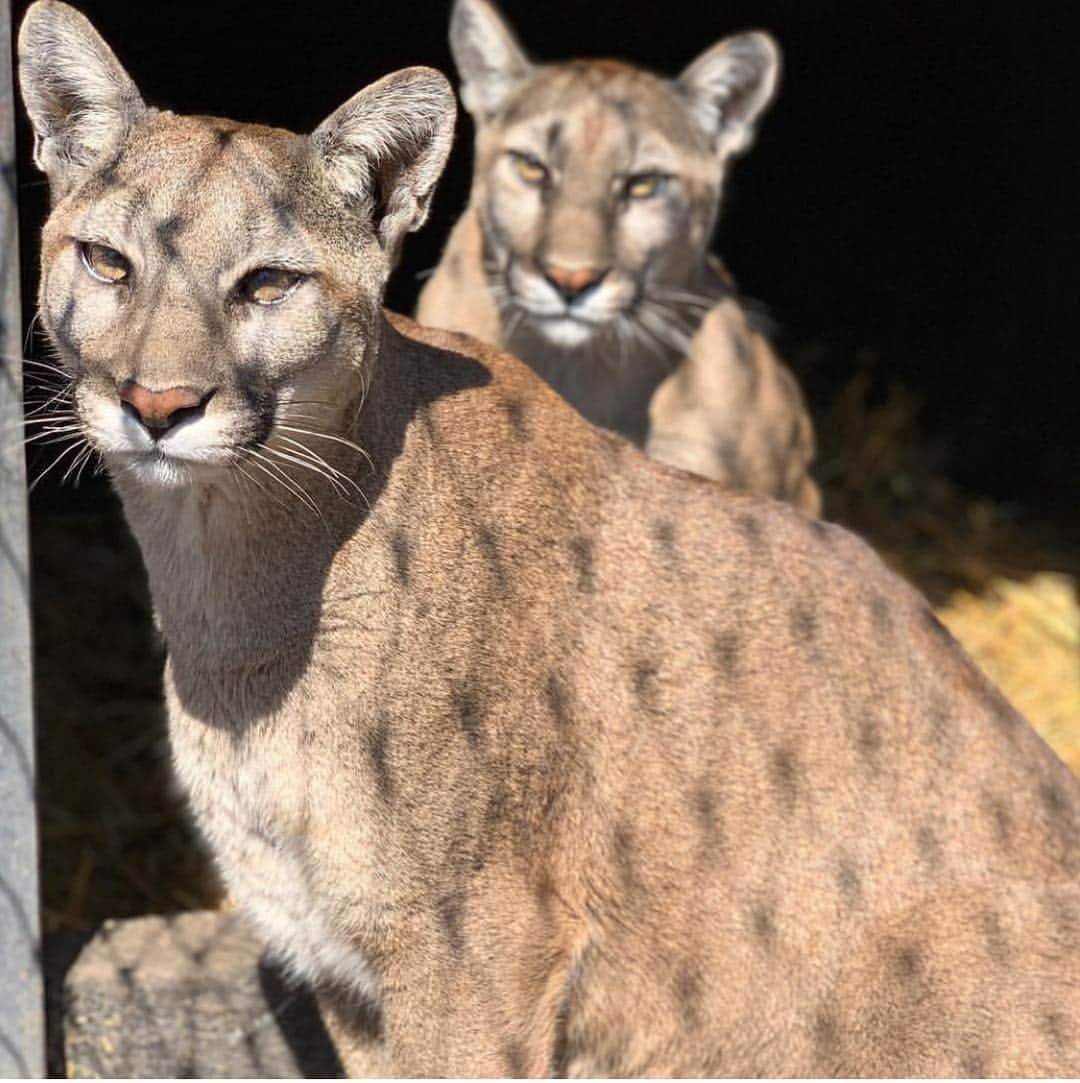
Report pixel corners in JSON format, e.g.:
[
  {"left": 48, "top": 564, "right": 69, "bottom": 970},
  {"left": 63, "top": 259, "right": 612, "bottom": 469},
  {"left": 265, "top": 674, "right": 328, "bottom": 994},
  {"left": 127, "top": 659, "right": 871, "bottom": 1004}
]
[
  {"left": 118, "top": 380, "right": 213, "bottom": 436},
  {"left": 542, "top": 263, "right": 609, "bottom": 302}
]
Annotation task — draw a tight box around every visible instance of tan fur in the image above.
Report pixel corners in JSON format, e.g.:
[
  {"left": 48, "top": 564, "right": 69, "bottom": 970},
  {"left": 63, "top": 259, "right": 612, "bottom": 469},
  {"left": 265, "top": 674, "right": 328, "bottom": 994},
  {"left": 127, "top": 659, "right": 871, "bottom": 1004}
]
[
  {"left": 23, "top": 3, "right": 1080, "bottom": 1076},
  {"left": 417, "top": 0, "right": 821, "bottom": 515}
]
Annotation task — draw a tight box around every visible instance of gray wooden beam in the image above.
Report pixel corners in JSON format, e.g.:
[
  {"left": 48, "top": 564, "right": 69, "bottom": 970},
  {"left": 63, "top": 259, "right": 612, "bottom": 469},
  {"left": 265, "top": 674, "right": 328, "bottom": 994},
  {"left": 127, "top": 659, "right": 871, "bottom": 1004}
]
[{"left": 0, "top": 0, "right": 45, "bottom": 1075}]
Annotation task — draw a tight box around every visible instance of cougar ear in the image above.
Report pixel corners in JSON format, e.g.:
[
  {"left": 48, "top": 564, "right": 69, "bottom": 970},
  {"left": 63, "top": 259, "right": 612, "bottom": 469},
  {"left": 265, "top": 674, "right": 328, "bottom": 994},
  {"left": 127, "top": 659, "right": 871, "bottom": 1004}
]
[
  {"left": 677, "top": 31, "right": 780, "bottom": 159},
  {"left": 18, "top": 0, "right": 146, "bottom": 194},
  {"left": 449, "top": 0, "right": 532, "bottom": 120},
  {"left": 311, "top": 67, "right": 456, "bottom": 260}
]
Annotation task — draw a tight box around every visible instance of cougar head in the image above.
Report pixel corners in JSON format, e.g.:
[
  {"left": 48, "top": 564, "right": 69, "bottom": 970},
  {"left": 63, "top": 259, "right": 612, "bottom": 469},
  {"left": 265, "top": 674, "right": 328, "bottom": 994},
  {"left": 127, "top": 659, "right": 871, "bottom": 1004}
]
[
  {"left": 20, "top": 0, "right": 455, "bottom": 489},
  {"left": 450, "top": 0, "right": 778, "bottom": 354}
]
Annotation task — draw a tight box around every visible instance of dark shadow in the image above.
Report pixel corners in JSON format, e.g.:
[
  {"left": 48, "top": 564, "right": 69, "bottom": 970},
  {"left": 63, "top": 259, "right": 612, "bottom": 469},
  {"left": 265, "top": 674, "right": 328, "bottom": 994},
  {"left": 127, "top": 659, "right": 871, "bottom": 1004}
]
[
  {"left": 43, "top": 929, "right": 93, "bottom": 1078},
  {"left": 256, "top": 959, "right": 345, "bottom": 1079}
]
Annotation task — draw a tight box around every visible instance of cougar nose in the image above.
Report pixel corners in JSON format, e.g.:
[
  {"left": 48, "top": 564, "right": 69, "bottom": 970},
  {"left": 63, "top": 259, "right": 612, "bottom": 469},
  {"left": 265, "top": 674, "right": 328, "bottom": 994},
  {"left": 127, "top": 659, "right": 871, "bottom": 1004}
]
[
  {"left": 118, "top": 380, "right": 214, "bottom": 438},
  {"left": 542, "top": 263, "right": 609, "bottom": 304}
]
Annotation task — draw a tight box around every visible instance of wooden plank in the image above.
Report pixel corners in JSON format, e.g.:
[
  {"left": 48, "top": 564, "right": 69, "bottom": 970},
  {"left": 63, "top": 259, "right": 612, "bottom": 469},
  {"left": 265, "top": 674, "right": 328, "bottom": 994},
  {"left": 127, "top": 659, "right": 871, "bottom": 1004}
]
[{"left": 0, "top": 0, "right": 45, "bottom": 1075}]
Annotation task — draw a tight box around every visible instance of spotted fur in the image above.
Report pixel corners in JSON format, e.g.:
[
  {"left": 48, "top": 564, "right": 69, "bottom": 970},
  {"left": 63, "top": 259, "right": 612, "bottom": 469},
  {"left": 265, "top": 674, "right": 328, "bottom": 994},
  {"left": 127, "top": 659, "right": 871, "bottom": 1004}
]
[
  {"left": 418, "top": 0, "right": 820, "bottom": 514},
  {"left": 22, "top": 2, "right": 1080, "bottom": 1076}
]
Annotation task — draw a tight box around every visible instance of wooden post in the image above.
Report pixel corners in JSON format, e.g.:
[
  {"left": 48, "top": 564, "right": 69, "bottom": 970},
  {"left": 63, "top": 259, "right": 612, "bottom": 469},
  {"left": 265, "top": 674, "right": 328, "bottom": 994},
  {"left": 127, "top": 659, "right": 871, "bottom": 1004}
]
[{"left": 0, "top": 0, "right": 45, "bottom": 1075}]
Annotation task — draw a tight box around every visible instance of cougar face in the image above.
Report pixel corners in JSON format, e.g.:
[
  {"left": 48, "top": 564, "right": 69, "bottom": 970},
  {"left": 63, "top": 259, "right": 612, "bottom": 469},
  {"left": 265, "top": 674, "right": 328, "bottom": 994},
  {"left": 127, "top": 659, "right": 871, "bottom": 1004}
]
[
  {"left": 452, "top": 0, "right": 778, "bottom": 356},
  {"left": 478, "top": 62, "right": 721, "bottom": 350},
  {"left": 41, "top": 122, "right": 369, "bottom": 487},
  {"left": 25, "top": 2, "right": 454, "bottom": 489}
]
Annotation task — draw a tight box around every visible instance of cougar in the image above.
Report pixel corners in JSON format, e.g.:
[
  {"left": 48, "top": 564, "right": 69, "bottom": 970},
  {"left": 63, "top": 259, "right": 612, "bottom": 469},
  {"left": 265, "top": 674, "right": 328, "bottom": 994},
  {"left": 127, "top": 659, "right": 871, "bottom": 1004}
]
[
  {"left": 417, "top": 0, "right": 820, "bottom": 515},
  {"left": 22, "top": 1, "right": 1080, "bottom": 1076}
]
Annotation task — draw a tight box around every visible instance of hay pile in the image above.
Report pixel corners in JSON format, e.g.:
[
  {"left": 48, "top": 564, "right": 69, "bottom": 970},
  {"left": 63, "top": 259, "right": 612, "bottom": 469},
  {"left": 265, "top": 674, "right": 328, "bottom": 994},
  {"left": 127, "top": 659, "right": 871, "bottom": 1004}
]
[{"left": 939, "top": 573, "right": 1080, "bottom": 774}]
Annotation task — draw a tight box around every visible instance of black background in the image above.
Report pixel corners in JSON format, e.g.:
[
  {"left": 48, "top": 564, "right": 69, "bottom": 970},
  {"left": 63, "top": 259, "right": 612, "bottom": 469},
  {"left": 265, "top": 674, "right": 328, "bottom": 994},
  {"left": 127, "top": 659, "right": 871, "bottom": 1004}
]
[{"left": 13, "top": 0, "right": 1079, "bottom": 524}]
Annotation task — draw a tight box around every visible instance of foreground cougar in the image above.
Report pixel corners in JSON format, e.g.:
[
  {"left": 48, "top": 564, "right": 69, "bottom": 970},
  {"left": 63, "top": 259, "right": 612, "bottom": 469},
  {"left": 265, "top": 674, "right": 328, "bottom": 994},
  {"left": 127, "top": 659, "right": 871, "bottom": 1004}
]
[
  {"left": 418, "top": 0, "right": 820, "bottom": 515},
  {"left": 22, "top": 2, "right": 1080, "bottom": 1076}
]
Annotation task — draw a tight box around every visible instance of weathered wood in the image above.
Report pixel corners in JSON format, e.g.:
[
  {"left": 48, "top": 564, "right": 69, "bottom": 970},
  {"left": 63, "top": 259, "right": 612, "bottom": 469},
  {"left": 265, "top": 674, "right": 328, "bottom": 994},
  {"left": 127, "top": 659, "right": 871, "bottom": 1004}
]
[
  {"left": 60, "top": 911, "right": 342, "bottom": 1078},
  {"left": 0, "top": 0, "right": 45, "bottom": 1076}
]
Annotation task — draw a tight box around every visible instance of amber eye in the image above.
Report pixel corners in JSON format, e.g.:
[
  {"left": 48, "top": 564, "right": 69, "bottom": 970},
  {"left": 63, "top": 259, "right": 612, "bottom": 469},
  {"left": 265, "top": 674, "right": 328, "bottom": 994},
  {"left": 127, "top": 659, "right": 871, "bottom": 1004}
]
[
  {"left": 80, "top": 242, "right": 131, "bottom": 284},
  {"left": 238, "top": 268, "right": 304, "bottom": 306},
  {"left": 625, "top": 173, "right": 665, "bottom": 200},
  {"left": 510, "top": 152, "right": 549, "bottom": 187}
]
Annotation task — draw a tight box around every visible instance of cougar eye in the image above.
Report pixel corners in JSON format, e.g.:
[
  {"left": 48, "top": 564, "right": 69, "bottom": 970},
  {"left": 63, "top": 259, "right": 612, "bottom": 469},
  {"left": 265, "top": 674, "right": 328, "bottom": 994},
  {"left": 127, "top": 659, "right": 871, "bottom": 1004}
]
[
  {"left": 238, "top": 268, "right": 304, "bottom": 306},
  {"left": 509, "top": 152, "right": 549, "bottom": 187},
  {"left": 624, "top": 173, "right": 666, "bottom": 200},
  {"left": 80, "top": 242, "right": 131, "bottom": 284}
]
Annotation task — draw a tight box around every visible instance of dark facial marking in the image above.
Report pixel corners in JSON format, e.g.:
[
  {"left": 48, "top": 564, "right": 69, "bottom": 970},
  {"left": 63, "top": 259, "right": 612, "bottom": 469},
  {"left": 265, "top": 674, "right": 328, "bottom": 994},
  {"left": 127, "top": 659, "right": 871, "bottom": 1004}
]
[
  {"left": 390, "top": 527, "right": 411, "bottom": 587},
  {"left": 712, "top": 629, "right": 741, "bottom": 680},
  {"left": 93, "top": 150, "right": 123, "bottom": 193},
  {"left": 270, "top": 195, "right": 300, "bottom": 234},
  {"left": 52, "top": 296, "right": 77, "bottom": 356},
  {"left": 235, "top": 363, "right": 277, "bottom": 444},
  {"left": 545, "top": 120, "right": 563, "bottom": 159},
  {"left": 569, "top": 535, "right": 596, "bottom": 594},
  {"left": 154, "top": 215, "right": 185, "bottom": 261},
  {"left": 603, "top": 96, "right": 635, "bottom": 124}
]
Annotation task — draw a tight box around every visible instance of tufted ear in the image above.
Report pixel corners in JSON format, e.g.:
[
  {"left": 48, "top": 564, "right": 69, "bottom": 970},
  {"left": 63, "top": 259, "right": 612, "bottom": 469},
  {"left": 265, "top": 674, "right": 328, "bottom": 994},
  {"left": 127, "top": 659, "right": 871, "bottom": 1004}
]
[
  {"left": 676, "top": 32, "right": 780, "bottom": 159},
  {"left": 18, "top": 0, "right": 146, "bottom": 195},
  {"left": 449, "top": 0, "right": 532, "bottom": 120},
  {"left": 311, "top": 67, "right": 457, "bottom": 260}
]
